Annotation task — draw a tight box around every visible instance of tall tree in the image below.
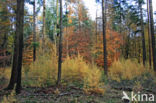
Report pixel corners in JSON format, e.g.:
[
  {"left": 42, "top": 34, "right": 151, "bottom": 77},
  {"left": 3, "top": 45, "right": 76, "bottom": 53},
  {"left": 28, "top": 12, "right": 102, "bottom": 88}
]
[
  {"left": 57, "top": 0, "right": 63, "bottom": 85},
  {"left": 138, "top": 0, "right": 146, "bottom": 65},
  {"left": 102, "top": 0, "right": 108, "bottom": 75},
  {"left": 42, "top": 0, "right": 46, "bottom": 50},
  {"left": 7, "top": 0, "right": 24, "bottom": 94},
  {"left": 147, "top": 0, "right": 152, "bottom": 68},
  {"left": 33, "top": 0, "right": 36, "bottom": 61},
  {"left": 149, "top": 0, "right": 156, "bottom": 70},
  {"left": 16, "top": 0, "right": 24, "bottom": 93}
]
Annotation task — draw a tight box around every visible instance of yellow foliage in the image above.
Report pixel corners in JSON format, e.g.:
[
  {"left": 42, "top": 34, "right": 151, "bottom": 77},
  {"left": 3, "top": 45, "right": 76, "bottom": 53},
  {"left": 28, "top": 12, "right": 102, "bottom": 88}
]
[
  {"left": 108, "top": 59, "right": 147, "bottom": 82},
  {"left": 62, "top": 55, "right": 105, "bottom": 95},
  {"left": 23, "top": 47, "right": 104, "bottom": 94},
  {"left": 54, "top": 88, "right": 60, "bottom": 95},
  {"left": 23, "top": 43, "right": 58, "bottom": 87},
  {"left": 0, "top": 68, "right": 11, "bottom": 80}
]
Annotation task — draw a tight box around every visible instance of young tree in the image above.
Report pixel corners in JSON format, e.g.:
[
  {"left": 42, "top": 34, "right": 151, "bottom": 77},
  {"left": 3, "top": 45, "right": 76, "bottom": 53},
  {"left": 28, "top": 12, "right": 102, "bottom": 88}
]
[
  {"left": 57, "top": 0, "right": 63, "bottom": 85},
  {"left": 7, "top": 0, "right": 24, "bottom": 94},
  {"left": 149, "top": 0, "right": 156, "bottom": 70}
]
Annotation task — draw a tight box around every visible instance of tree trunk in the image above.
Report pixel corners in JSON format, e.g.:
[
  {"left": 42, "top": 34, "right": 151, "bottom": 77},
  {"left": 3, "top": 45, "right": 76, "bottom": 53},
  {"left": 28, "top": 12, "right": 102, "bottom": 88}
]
[
  {"left": 138, "top": 1, "right": 146, "bottom": 66},
  {"left": 42, "top": 0, "right": 46, "bottom": 50},
  {"left": 149, "top": 0, "right": 156, "bottom": 70},
  {"left": 16, "top": 0, "right": 24, "bottom": 93},
  {"left": 7, "top": 0, "right": 24, "bottom": 93},
  {"left": 147, "top": 0, "right": 152, "bottom": 69},
  {"left": 57, "top": 0, "right": 63, "bottom": 85},
  {"left": 33, "top": 0, "right": 36, "bottom": 61},
  {"left": 102, "top": 0, "right": 108, "bottom": 75}
]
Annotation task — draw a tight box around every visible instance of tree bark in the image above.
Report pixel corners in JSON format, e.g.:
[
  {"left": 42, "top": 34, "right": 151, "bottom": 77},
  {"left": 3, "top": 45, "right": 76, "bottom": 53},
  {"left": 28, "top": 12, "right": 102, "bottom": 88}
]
[
  {"left": 57, "top": 0, "right": 63, "bottom": 85},
  {"left": 102, "top": 0, "right": 108, "bottom": 75}
]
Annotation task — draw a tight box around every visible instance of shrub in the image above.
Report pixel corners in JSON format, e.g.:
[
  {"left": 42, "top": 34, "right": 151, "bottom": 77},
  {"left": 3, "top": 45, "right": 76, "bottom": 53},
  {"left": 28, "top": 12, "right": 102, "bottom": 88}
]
[
  {"left": 22, "top": 43, "right": 58, "bottom": 87},
  {"left": 23, "top": 52, "right": 105, "bottom": 94},
  {"left": 62, "top": 55, "right": 105, "bottom": 95},
  {"left": 108, "top": 59, "right": 147, "bottom": 82}
]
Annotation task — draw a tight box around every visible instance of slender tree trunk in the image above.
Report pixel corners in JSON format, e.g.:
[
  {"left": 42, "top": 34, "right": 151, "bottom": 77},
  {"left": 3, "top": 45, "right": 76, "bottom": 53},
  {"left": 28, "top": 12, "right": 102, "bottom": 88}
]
[
  {"left": 96, "top": 10, "right": 98, "bottom": 44},
  {"left": 42, "top": 0, "right": 46, "bottom": 50},
  {"left": 57, "top": 0, "right": 63, "bottom": 85},
  {"left": 7, "top": 0, "right": 24, "bottom": 93},
  {"left": 149, "top": 0, "right": 156, "bottom": 70},
  {"left": 33, "top": 0, "right": 36, "bottom": 61},
  {"left": 66, "top": 3, "right": 69, "bottom": 56},
  {"left": 102, "top": 0, "right": 108, "bottom": 75},
  {"left": 147, "top": 0, "right": 152, "bottom": 69},
  {"left": 139, "top": 1, "right": 146, "bottom": 66}
]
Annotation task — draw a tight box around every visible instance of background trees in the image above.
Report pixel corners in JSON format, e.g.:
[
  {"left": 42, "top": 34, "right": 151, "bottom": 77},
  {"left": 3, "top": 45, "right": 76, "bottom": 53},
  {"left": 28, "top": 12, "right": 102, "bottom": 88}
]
[{"left": 0, "top": 0, "right": 156, "bottom": 96}]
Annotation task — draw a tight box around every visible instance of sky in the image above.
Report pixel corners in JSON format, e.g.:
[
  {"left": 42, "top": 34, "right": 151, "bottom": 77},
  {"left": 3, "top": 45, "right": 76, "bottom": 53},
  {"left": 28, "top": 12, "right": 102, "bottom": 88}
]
[
  {"left": 26, "top": 0, "right": 156, "bottom": 21},
  {"left": 83, "top": 0, "right": 156, "bottom": 20}
]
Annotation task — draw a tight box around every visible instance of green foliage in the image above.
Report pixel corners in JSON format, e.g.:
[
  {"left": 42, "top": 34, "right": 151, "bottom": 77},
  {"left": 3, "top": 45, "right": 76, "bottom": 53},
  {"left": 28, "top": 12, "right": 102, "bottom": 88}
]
[{"left": 31, "top": 42, "right": 39, "bottom": 48}]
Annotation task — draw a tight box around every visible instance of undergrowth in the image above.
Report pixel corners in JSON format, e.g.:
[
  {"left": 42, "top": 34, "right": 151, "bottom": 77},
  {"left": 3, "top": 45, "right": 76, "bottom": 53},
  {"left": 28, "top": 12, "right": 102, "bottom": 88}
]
[{"left": 108, "top": 59, "right": 149, "bottom": 82}]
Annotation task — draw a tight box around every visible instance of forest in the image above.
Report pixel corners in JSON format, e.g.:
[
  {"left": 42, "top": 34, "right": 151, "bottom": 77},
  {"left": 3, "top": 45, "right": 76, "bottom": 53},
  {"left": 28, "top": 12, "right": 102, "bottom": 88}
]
[{"left": 0, "top": 0, "right": 156, "bottom": 102}]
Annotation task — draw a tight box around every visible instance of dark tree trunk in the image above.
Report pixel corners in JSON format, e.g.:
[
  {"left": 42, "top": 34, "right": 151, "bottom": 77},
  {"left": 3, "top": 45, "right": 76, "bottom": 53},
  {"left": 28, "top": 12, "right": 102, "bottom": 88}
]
[
  {"left": 42, "top": 0, "right": 46, "bottom": 50},
  {"left": 33, "top": 0, "right": 36, "bottom": 61},
  {"left": 1, "top": 33, "right": 8, "bottom": 49},
  {"left": 16, "top": 0, "right": 24, "bottom": 93},
  {"left": 7, "top": 0, "right": 24, "bottom": 93},
  {"left": 57, "top": 0, "right": 63, "bottom": 85},
  {"left": 149, "top": 0, "right": 156, "bottom": 70},
  {"left": 147, "top": 0, "right": 152, "bottom": 69},
  {"left": 138, "top": 1, "right": 146, "bottom": 66},
  {"left": 102, "top": 0, "right": 108, "bottom": 75}
]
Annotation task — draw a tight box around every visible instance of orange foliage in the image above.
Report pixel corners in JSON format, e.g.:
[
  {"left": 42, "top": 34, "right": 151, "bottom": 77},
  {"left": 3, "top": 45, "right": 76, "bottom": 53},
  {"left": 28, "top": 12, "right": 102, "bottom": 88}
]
[
  {"left": 62, "top": 26, "right": 92, "bottom": 62},
  {"left": 23, "top": 35, "right": 33, "bottom": 65},
  {"left": 95, "top": 29, "right": 122, "bottom": 67}
]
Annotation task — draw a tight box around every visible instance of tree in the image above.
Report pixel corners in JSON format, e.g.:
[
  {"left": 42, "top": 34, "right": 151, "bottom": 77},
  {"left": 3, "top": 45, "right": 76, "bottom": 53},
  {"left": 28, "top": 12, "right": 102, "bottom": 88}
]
[
  {"left": 42, "top": 0, "right": 46, "bottom": 50},
  {"left": 149, "top": 0, "right": 156, "bottom": 70},
  {"left": 33, "top": 0, "right": 36, "bottom": 61},
  {"left": 102, "top": 0, "right": 108, "bottom": 75},
  {"left": 147, "top": 0, "right": 152, "bottom": 68},
  {"left": 7, "top": 0, "right": 24, "bottom": 94},
  {"left": 138, "top": 0, "right": 146, "bottom": 66},
  {"left": 57, "top": 0, "right": 63, "bottom": 85}
]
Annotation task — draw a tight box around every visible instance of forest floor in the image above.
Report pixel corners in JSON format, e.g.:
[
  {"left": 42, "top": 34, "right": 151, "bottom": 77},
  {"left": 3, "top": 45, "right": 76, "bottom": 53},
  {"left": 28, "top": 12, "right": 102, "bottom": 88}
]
[
  {"left": 0, "top": 67, "right": 156, "bottom": 103},
  {"left": 0, "top": 76, "right": 156, "bottom": 103}
]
